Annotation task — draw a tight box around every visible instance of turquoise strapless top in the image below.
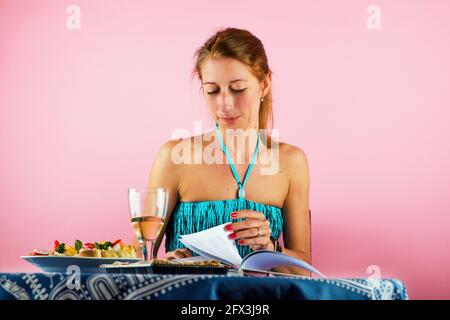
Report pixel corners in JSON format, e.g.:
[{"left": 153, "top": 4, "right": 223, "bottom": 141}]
[
  {"left": 165, "top": 123, "right": 283, "bottom": 258},
  {"left": 165, "top": 198, "right": 284, "bottom": 258}
]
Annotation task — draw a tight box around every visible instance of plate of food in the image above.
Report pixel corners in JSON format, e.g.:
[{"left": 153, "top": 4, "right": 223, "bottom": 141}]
[{"left": 21, "top": 239, "right": 141, "bottom": 273}]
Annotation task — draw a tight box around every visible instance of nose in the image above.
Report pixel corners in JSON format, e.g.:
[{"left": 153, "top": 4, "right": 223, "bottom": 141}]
[{"left": 218, "top": 90, "right": 234, "bottom": 111}]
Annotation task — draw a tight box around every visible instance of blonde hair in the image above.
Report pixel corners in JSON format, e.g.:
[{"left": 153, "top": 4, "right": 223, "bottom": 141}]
[{"left": 192, "top": 27, "right": 274, "bottom": 148}]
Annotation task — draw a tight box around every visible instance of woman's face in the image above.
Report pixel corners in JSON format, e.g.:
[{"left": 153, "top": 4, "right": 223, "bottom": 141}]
[{"left": 201, "top": 57, "right": 270, "bottom": 129}]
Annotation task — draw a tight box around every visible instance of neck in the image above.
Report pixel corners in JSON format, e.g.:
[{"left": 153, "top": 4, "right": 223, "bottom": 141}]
[{"left": 214, "top": 124, "right": 260, "bottom": 164}]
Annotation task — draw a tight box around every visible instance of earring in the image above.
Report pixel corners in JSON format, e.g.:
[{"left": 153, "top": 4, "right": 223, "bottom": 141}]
[{"left": 260, "top": 97, "right": 264, "bottom": 102}]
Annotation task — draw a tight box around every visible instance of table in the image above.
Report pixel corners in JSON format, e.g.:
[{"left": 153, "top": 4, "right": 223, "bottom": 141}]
[{"left": 0, "top": 272, "right": 408, "bottom": 300}]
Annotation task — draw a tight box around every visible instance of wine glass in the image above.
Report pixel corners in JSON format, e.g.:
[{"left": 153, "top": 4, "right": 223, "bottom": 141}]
[{"left": 128, "top": 187, "right": 169, "bottom": 262}]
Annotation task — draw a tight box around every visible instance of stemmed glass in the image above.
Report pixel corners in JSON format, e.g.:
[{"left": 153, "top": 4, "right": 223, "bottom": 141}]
[{"left": 128, "top": 187, "right": 169, "bottom": 261}]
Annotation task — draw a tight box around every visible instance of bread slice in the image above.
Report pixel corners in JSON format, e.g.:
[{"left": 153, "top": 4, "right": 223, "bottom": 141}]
[{"left": 78, "top": 248, "right": 102, "bottom": 258}]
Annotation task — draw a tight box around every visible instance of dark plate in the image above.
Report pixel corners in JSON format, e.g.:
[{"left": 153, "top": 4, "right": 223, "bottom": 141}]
[{"left": 101, "top": 263, "right": 230, "bottom": 275}]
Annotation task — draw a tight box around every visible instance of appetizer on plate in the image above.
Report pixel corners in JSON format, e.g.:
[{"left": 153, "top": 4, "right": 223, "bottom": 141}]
[{"left": 29, "top": 239, "right": 137, "bottom": 258}]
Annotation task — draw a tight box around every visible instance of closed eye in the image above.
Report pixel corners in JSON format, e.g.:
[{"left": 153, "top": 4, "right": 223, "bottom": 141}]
[{"left": 207, "top": 88, "right": 247, "bottom": 95}]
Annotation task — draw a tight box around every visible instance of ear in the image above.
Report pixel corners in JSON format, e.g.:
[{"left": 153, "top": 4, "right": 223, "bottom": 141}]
[{"left": 261, "top": 73, "right": 272, "bottom": 98}]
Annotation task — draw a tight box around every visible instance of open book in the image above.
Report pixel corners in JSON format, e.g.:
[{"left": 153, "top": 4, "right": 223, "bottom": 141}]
[{"left": 176, "top": 223, "right": 326, "bottom": 278}]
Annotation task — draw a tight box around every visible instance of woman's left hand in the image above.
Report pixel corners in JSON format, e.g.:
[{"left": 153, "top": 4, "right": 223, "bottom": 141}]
[{"left": 224, "top": 210, "right": 274, "bottom": 251}]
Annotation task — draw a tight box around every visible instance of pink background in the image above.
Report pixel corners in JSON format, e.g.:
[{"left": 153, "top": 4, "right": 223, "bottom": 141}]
[{"left": 1, "top": 0, "right": 449, "bottom": 299}]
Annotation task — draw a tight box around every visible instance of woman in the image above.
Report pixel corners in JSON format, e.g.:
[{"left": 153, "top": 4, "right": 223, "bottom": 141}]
[{"left": 149, "top": 27, "right": 311, "bottom": 276}]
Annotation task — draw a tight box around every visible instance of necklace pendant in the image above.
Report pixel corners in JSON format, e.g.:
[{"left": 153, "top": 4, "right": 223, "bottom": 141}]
[{"left": 238, "top": 187, "right": 245, "bottom": 199}]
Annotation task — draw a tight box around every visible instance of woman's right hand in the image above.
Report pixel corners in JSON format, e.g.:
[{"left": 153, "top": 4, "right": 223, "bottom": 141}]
[{"left": 164, "top": 248, "right": 193, "bottom": 260}]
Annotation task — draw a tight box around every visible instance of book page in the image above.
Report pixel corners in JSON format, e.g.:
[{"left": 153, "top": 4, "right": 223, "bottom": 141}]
[
  {"left": 179, "top": 223, "right": 243, "bottom": 267},
  {"left": 178, "top": 236, "right": 232, "bottom": 265},
  {"left": 240, "top": 250, "right": 327, "bottom": 278}
]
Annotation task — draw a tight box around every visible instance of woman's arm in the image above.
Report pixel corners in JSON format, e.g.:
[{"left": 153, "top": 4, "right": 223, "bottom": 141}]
[
  {"left": 273, "top": 146, "right": 311, "bottom": 276},
  {"left": 226, "top": 146, "right": 312, "bottom": 276},
  {"left": 136, "top": 139, "right": 183, "bottom": 258}
]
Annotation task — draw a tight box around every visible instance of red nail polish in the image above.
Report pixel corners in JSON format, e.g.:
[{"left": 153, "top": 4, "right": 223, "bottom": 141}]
[
  {"left": 230, "top": 212, "right": 237, "bottom": 218},
  {"left": 224, "top": 224, "right": 233, "bottom": 231},
  {"left": 228, "top": 233, "right": 236, "bottom": 239},
  {"left": 238, "top": 240, "right": 244, "bottom": 245}
]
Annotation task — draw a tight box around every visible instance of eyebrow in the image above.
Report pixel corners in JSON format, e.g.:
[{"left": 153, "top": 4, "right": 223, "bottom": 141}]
[{"left": 203, "top": 79, "right": 247, "bottom": 85}]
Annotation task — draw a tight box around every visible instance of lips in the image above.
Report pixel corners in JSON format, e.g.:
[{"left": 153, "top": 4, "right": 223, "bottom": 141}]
[{"left": 221, "top": 116, "right": 240, "bottom": 121}]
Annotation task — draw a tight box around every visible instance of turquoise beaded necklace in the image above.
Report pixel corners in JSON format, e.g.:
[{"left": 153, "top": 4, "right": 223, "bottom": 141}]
[{"left": 214, "top": 122, "right": 260, "bottom": 199}]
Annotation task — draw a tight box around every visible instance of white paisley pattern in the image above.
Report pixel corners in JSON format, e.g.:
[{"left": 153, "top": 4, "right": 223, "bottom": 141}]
[{"left": 0, "top": 273, "right": 408, "bottom": 300}]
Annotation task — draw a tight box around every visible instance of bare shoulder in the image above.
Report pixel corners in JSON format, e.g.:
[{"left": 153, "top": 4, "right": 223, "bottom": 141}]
[
  {"left": 156, "top": 133, "right": 208, "bottom": 167},
  {"left": 278, "top": 142, "right": 310, "bottom": 217},
  {"left": 278, "top": 142, "right": 309, "bottom": 174},
  {"left": 156, "top": 138, "right": 184, "bottom": 163},
  {"left": 159, "top": 138, "right": 182, "bottom": 152},
  {"left": 150, "top": 137, "right": 190, "bottom": 177}
]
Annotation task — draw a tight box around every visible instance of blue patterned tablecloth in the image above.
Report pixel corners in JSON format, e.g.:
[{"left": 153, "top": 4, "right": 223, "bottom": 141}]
[{"left": 0, "top": 272, "right": 408, "bottom": 300}]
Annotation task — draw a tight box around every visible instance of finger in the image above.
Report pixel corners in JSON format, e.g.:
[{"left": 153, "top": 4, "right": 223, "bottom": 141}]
[
  {"left": 250, "top": 244, "right": 268, "bottom": 251},
  {"left": 180, "top": 249, "right": 193, "bottom": 257},
  {"left": 238, "top": 234, "right": 271, "bottom": 247},
  {"left": 174, "top": 249, "right": 190, "bottom": 258},
  {"left": 231, "top": 210, "right": 266, "bottom": 221},
  {"left": 165, "top": 252, "right": 176, "bottom": 260},
  {"left": 165, "top": 249, "right": 190, "bottom": 260},
  {"left": 229, "top": 219, "right": 270, "bottom": 232},
  {"left": 230, "top": 227, "right": 271, "bottom": 240}
]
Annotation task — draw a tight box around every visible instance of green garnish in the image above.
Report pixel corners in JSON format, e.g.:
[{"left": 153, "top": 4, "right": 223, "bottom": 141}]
[
  {"left": 55, "top": 243, "right": 66, "bottom": 254},
  {"left": 75, "top": 240, "right": 83, "bottom": 252},
  {"left": 94, "top": 241, "right": 112, "bottom": 250}
]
